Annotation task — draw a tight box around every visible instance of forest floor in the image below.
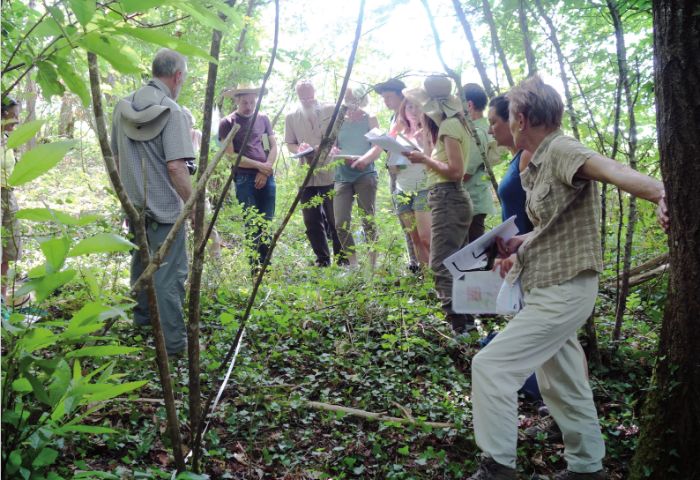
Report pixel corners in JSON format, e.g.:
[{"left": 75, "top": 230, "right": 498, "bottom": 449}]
[{"left": 10, "top": 151, "right": 667, "bottom": 479}]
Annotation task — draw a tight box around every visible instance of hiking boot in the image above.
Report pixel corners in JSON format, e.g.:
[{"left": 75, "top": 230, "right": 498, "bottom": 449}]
[
  {"left": 523, "top": 416, "right": 563, "bottom": 443},
  {"left": 551, "top": 469, "right": 606, "bottom": 479},
  {"left": 467, "top": 456, "right": 518, "bottom": 480},
  {"left": 447, "top": 313, "right": 476, "bottom": 336}
]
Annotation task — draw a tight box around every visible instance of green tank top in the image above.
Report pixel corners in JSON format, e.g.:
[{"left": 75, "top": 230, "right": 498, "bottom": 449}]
[{"left": 335, "top": 114, "right": 377, "bottom": 183}]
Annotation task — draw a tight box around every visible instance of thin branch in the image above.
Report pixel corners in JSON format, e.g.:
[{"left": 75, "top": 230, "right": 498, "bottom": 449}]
[
  {"left": 191, "top": 0, "right": 366, "bottom": 466},
  {"left": 451, "top": 0, "right": 496, "bottom": 97},
  {"left": 86, "top": 51, "right": 185, "bottom": 473},
  {"left": 2, "top": 11, "right": 49, "bottom": 74}
]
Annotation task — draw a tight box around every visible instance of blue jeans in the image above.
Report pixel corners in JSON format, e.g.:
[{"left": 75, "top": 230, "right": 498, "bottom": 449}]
[{"left": 235, "top": 173, "right": 276, "bottom": 264}]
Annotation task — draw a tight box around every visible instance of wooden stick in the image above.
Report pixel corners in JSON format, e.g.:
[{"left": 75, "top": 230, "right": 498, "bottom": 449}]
[{"left": 305, "top": 401, "right": 454, "bottom": 429}]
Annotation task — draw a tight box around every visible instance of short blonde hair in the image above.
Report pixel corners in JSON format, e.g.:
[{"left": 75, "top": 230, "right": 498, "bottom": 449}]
[
  {"left": 507, "top": 75, "right": 563, "bottom": 129},
  {"left": 344, "top": 87, "right": 368, "bottom": 108}
]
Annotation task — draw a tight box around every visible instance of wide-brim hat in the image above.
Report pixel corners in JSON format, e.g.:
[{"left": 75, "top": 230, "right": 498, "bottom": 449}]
[
  {"left": 402, "top": 76, "right": 462, "bottom": 125},
  {"left": 223, "top": 83, "right": 269, "bottom": 98},
  {"left": 374, "top": 78, "right": 406, "bottom": 95}
]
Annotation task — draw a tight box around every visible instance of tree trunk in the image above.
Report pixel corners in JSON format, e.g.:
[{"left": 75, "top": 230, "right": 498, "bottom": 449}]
[
  {"left": 630, "top": 2, "right": 700, "bottom": 478},
  {"left": 58, "top": 94, "right": 75, "bottom": 138},
  {"left": 533, "top": 0, "right": 580, "bottom": 140},
  {"left": 517, "top": 0, "right": 537, "bottom": 77},
  {"left": 23, "top": 76, "right": 37, "bottom": 150},
  {"left": 86, "top": 52, "right": 185, "bottom": 473},
  {"left": 608, "top": 0, "right": 639, "bottom": 345},
  {"left": 451, "top": 0, "right": 497, "bottom": 97},
  {"left": 481, "top": 0, "right": 513, "bottom": 88}
]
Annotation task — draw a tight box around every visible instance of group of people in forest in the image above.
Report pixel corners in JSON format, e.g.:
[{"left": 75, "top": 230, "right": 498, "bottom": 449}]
[{"left": 2, "top": 48, "right": 669, "bottom": 479}]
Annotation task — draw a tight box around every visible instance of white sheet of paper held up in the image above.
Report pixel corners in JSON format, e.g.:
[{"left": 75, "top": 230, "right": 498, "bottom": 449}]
[
  {"left": 452, "top": 270, "right": 523, "bottom": 314},
  {"left": 364, "top": 128, "right": 417, "bottom": 157},
  {"left": 442, "top": 215, "right": 520, "bottom": 280}
]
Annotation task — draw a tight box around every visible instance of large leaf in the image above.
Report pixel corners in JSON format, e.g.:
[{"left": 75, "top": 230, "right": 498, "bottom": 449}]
[
  {"left": 15, "top": 207, "right": 99, "bottom": 226},
  {"left": 176, "top": 2, "right": 227, "bottom": 31},
  {"left": 84, "top": 380, "right": 147, "bottom": 402},
  {"left": 36, "top": 61, "right": 65, "bottom": 99},
  {"left": 68, "top": 0, "right": 96, "bottom": 26},
  {"left": 14, "top": 269, "right": 76, "bottom": 302},
  {"left": 119, "top": 0, "right": 171, "bottom": 14},
  {"left": 68, "top": 233, "right": 136, "bottom": 257},
  {"left": 8, "top": 141, "right": 75, "bottom": 187},
  {"left": 78, "top": 33, "right": 141, "bottom": 74},
  {"left": 32, "top": 447, "right": 59, "bottom": 468},
  {"left": 40, "top": 236, "right": 71, "bottom": 274},
  {"left": 18, "top": 328, "right": 59, "bottom": 353},
  {"left": 6, "top": 120, "right": 44, "bottom": 149},
  {"left": 116, "top": 27, "right": 216, "bottom": 63},
  {"left": 66, "top": 346, "right": 139, "bottom": 358},
  {"left": 56, "top": 59, "right": 91, "bottom": 106},
  {"left": 56, "top": 424, "right": 116, "bottom": 435}
]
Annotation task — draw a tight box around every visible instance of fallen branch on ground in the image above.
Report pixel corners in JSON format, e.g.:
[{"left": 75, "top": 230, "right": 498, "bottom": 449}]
[{"left": 304, "top": 400, "right": 454, "bottom": 429}]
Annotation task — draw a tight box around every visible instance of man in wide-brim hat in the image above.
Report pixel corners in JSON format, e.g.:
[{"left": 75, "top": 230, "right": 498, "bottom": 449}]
[{"left": 218, "top": 82, "right": 278, "bottom": 267}]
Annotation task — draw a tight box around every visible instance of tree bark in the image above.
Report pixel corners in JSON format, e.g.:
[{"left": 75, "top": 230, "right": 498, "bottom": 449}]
[
  {"left": 186, "top": 0, "right": 234, "bottom": 461},
  {"left": 608, "top": 0, "right": 639, "bottom": 345},
  {"left": 533, "top": 0, "right": 580, "bottom": 140},
  {"left": 481, "top": 0, "right": 514, "bottom": 88},
  {"left": 86, "top": 52, "right": 185, "bottom": 473},
  {"left": 451, "top": 0, "right": 497, "bottom": 97},
  {"left": 630, "top": 2, "right": 700, "bottom": 478},
  {"left": 518, "top": 0, "right": 537, "bottom": 77}
]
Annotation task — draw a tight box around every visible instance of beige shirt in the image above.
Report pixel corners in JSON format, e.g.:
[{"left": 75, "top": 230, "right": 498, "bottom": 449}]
[
  {"left": 507, "top": 130, "right": 602, "bottom": 291},
  {"left": 284, "top": 103, "right": 336, "bottom": 187}
]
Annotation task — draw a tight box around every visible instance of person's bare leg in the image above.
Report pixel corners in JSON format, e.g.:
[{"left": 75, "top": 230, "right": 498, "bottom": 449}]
[{"left": 414, "top": 210, "right": 432, "bottom": 266}]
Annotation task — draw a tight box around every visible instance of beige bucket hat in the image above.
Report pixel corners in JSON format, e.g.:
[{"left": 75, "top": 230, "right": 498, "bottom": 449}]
[
  {"left": 223, "top": 82, "right": 269, "bottom": 98},
  {"left": 402, "top": 75, "right": 462, "bottom": 125}
]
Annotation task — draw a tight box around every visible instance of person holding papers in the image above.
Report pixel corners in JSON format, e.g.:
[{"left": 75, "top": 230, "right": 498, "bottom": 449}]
[
  {"left": 403, "top": 75, "right": 475, "bottom": 335},
  {"left": 333, "top": 87, "right": 381, "bottom": 266},
  {"left": 467, "top": 75, "right": 668, "bottom": 480},
  {"left": 285, "top": 80, "right": 342, "bottom": 267},
  {"left": 391, "top": 99, "right": 431, "bottom": 267}
]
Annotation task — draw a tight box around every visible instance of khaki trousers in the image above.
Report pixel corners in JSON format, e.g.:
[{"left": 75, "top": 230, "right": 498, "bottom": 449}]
[
  {"left": 471, "top": 270, "right": 605, "bottom": 473},
  {"left": 334, "top": 174, "right": 378, "bottom": 259}
]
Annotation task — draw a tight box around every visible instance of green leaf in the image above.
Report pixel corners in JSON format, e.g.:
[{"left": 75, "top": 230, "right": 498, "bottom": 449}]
[
  {"left": 36, "top": 61, "right": 65, "bottom": 99},
  {"left": 63, "top": 302, "right": 110, "bottom": 338},
  {"left": 73, "top": 472, "right": 119, "bottom": 479},
  {"left": 15, "top": 207, "right": 99, "bottom": 226},
  {"left": 6, "top": 120, "right": 44, "bottom": 149},
  {"left": 8, "top": 141, "right": 75, "bottom": 187},
  {"left": 116, "top": 27, "right": 216, "bottom": 63},
  {"left": 56, "top": 59, "right": 91, "bottom": 106},
  {"left": 119, "top": 0, "right": 171, "bottom": 14},
  {"left": 85, "top": 380, "right": 147, "bottom": 402},
  {"left": 32, "top": 447, "right": 59, "bottom": 468},
  {"left": 68, "top": 0, "right": 96, "bottom": 26},
  {"left": 56, "top": 424, "right": 116, "bottom": 435},
  {"left": 78, "top": 33, "right": 141, "bottom": 74},
  {"left": 14, "top": 269, "right": 76, "bottom": 302},
  {"left": 68, "top": 233, "right": 136, "bottom": 256},
  {"left": 66, "top": 346, "right": 139, "bottom": 358},
  {"left": 12, "top": 378, "right": 33, "bottom": 392},
  {"left": 176, "top": 2, "right": 227, "bottom": 31},
  {"left": 40, "top": 236, "right": 71, "bottom": 273},
  {"left": 398, "top": 445, "right": 410, "bottom": 456},
  {"left": 48, "top": 360, "right": 71, "bottom": 405},
  {"left": 18, "top": 327, "right": 58, "bottom": 353},
  {"left": 24, "top": 372, "right": 52, "bottom": 406}
]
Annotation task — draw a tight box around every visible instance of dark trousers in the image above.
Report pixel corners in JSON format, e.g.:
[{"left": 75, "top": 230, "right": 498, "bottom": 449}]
[
  {"left": 234, "top": 173, "right": 276, "bottom": 265},
  {"left": 300, "top": 185, "right": 342, "bottom": 266},
  {"left": 468, "top": 213, "right": 487, "bottom": 242},
  {"left": 131, "top": 221, "right": 188, "bottom": 355}
]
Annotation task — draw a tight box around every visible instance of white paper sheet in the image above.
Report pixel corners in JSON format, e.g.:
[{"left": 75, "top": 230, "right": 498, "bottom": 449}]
[
  {"left": 364, "top": 128, "right": 417, "bottom": 156},
  {"left": 443, "top": 215, "right": 520, "bottom": 279},
  {"left": 452, "top": 270, "right": 523, "bottom": 314}
]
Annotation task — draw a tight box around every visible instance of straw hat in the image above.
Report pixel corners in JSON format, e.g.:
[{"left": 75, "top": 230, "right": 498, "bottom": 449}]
[
  {"left": 402, "top": 75, "right": 462, "bottom": 125},
  {"left": 223, "top": 82, "right": 269, "bottom": 98}
]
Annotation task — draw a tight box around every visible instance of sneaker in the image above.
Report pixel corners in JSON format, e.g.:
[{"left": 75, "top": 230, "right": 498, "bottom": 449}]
[
  {"left": 552, "top": 469, "right": 606, "bottom": 479},
  {"left": 467, "top": 456, "right": 518, "bottom": 480}
]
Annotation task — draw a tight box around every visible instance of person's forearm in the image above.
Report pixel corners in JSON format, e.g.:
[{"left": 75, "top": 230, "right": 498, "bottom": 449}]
[
  {"left": 228, "top": 152, "right": 265, "bottom": 171},
  {"left": 168, "top": 162, "right": 193, "bottom": 203},
  {"left": 581, "top": 154, "right": 664, "bottom": 204},
  {"left": 266, "top": 144, "right": 278, "bottom": 167}
]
